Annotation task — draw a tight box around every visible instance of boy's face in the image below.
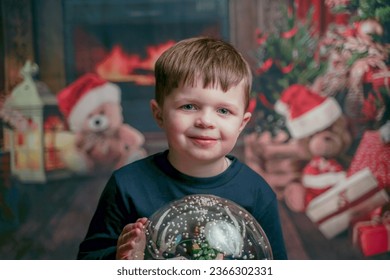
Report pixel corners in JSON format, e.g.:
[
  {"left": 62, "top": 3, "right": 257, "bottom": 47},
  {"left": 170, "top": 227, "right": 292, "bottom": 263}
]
[{"left": 151, "top": 78, "right": 251, "bottom": 165}]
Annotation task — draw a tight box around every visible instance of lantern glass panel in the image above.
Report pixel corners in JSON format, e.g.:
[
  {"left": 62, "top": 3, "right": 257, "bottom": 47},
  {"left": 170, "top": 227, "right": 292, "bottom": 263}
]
[
  {"left": 43, "top": 115, "right": 66, "bottom": 170},
  {"left": 14, "top": 125, "right": 42, "bottom": 171}
]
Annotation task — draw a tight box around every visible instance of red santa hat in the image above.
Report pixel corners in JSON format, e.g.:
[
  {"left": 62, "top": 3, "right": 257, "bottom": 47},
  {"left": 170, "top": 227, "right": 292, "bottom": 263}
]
[
  {"left": 275, "top": 84, "right": 342, "bottom": 139},
  {"left": 302, "top": 157, "right": 346, "bottom": 189},
  {"left": 57, "top": 73, "right": 120, "bottom": 132}
]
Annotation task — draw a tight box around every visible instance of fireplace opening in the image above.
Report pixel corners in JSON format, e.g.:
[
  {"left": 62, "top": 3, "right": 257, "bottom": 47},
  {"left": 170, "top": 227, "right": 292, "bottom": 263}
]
[{"left": 62, "top": 0, "right": 230, "bottom": 132}]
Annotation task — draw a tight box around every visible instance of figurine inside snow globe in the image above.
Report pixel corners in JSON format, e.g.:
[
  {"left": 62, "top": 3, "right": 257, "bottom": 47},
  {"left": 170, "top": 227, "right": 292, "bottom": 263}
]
[{"left": 144, "top": 194, "right": 273, "bottom": 260}]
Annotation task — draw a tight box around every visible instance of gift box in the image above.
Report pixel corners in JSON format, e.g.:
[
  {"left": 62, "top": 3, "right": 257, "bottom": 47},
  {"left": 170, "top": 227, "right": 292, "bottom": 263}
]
[
  {"left": 350, "top": 206, "right": 383, "bottom": 227},
  {"left": 352, "top": 214, "right": 390, "bottom": 257},
  {"left": 348, "top": 130, "right": 390, "bottom": 189},
  {"left": 306, "top": 168, "right": 390, "bottom": 239}
]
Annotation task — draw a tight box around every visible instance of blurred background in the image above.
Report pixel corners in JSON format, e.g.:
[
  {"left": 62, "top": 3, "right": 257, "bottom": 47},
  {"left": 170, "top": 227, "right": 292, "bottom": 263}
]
[{"left": 0, "top": 0, "right": 389, "bottom": 259}]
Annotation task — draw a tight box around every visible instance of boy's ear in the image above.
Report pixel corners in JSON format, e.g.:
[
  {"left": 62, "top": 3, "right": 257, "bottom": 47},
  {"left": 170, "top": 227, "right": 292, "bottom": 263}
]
[
  {"left": 238, "top": 112, "right": 252, "bottom": 133},
  {"left": 150, "top": 99, "right": 163, "bottom": 127}
]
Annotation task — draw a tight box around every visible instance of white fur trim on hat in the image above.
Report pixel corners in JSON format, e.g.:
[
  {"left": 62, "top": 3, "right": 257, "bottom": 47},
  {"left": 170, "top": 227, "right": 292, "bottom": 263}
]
[
  {"left": 68, "top": 83, "right": 120, "bottom": 131},
  {"left": 274, "top": 100, "right": 288, "bottom": 116},
  {"left": 303, "top": 171, "right": 347, "bottom": 189},
  {"left": 287, "top": 98, "right": 342, "bottom": 139}
]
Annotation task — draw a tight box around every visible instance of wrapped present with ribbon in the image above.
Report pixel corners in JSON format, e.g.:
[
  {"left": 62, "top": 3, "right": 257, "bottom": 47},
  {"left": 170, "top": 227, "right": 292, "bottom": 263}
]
[
  {"left": 306, "top": 168, "right": 390, "bottom": 239},
  {"left": 348, "top": 130, "right": 390, "bottom": 190},
  {"left": 350, "top": 206, "right": 383, "bottom": 228},
  {"left": 352, "top": 212, "right": 390, "bottom": 257}
]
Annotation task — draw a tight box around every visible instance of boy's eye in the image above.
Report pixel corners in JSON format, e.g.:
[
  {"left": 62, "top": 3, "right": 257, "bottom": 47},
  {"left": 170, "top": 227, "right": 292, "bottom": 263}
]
[
  {"left": 217, "top": 108, "right": 231, "bottom": 115},
  {"left": 181, "top": 104, "right": 196, "bottom": 110}
]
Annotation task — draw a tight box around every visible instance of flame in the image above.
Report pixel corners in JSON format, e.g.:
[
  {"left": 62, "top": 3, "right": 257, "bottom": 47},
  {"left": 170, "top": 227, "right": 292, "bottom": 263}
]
[{"left": 96, "top": 41, "right": 175, "bottom": 85}]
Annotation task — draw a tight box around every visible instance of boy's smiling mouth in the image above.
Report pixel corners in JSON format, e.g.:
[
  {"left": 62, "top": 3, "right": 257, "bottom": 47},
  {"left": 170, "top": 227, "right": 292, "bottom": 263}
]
[{"left": 189, "top": 135, "right": 219, "bottom": 147}]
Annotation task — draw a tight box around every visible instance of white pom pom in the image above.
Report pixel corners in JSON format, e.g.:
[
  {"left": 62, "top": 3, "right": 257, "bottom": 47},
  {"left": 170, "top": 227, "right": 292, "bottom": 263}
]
[{"left": 204, "top": 220, "right": 243, "bottom": 257}]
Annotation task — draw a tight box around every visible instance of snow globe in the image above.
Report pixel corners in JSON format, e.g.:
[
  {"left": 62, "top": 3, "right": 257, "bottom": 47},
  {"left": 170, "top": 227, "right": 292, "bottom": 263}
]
[{"left": 144, "top": 194, "right": 273, "bottom": 260}]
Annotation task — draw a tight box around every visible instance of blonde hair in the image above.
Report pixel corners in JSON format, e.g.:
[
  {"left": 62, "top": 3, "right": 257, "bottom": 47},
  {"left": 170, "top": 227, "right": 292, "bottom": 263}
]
[{"left": 154, "top": 37, "right": 252, "bottom": 109}]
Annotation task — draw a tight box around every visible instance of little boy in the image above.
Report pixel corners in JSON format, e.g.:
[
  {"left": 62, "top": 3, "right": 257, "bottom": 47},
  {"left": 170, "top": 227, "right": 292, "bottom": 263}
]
[{"left": 77, "top": 37, "right": 288, "bottom": 260}]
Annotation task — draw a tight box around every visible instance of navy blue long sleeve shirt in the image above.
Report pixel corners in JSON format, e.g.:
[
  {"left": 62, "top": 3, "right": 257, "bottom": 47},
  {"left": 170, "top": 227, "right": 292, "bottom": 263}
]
[{"left": 77, "top": 150, "right": 288, "bottom": 260}]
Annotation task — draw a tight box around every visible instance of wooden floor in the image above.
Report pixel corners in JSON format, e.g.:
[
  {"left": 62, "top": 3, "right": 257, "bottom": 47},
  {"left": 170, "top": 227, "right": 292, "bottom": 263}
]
[{"left": 0, "top": 137, "right": 389, "bottom": 260}]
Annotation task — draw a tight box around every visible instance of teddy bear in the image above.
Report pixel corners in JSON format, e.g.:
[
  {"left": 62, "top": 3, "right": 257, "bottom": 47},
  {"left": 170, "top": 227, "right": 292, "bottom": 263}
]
[
  {"left": 244, "top": 129, "right": 312, "bottom": 200},
  {"left": 56, "top": 73, "right": 146, "bottom": 174},
  {"left": 274, "top": 84, "right": 352, "bottom": 212}
]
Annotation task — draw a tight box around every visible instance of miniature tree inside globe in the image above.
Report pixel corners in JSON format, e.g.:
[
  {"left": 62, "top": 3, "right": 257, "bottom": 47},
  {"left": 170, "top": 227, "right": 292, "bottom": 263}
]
[{"left": 144, "top": 194, "right": 273, "bottom": 260}]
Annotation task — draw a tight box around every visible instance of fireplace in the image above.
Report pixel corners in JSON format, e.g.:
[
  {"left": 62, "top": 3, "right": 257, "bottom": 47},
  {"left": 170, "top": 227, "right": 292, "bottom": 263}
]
[
  {"left": 60, "top": 0, "right": 230, "bottom": 132},
  {"left": 4, "top": 0, "right": 278, "bottom": 136}
]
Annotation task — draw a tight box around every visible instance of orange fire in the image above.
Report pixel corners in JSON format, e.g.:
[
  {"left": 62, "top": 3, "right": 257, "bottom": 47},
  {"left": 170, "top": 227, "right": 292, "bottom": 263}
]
[{"left": 96, "top": 41, "right": 175, "bottom": 85}]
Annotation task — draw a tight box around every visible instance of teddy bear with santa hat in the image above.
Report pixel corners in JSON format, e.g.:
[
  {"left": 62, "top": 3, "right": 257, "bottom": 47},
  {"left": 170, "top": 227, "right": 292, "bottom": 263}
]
[
  {"left": 56, "top": 73, "right": 146, "bottom": 174},
  {"left": 275, "top": 84, "right": 352, "bottom": 212}
]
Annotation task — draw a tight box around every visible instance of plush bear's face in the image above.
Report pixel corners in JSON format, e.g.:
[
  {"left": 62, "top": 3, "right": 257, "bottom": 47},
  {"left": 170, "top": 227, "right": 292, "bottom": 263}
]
[
  {"left": 308, "top": 117, "right": 351, "bottom": 158},
  {"left": 81, "top": 102, "right": 123, "bottom": 134}
]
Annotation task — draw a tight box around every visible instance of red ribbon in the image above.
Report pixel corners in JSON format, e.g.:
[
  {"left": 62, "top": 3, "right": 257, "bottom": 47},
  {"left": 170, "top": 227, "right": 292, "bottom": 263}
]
[{"left": 316, "top": 187, "right": 382, "bottom": 225}]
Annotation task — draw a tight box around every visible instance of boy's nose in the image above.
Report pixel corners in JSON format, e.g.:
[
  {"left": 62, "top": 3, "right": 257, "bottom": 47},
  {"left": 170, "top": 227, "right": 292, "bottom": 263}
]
[{"left": 195, "top": 111, "right": 215, "bottom": 128}]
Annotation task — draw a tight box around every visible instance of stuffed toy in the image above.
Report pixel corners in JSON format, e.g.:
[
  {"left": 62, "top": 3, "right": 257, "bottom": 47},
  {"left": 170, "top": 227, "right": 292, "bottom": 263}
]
[
  {"left": 244, "top": 130, "right": 311, "bottom": 200},
  {"left": 275, "top": 85, "right": 352, "bottom": 212},
  {"left": 56, "top": 73, "right": 146, "bottom": 174}
]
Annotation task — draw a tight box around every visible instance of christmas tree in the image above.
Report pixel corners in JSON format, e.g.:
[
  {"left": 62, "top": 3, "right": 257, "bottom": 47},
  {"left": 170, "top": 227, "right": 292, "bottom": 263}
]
[
  {"left": 314, "top": 0, "right": 389, "bottom": 138},
  {"left": 248, "top": 6, "right": 327, "bottom": 135},
  {"left": 248, "top": 1, "right": 389, "bottom": 140},
  {"left": 328, "top": 0, "right": 390, "bottom": 43}
]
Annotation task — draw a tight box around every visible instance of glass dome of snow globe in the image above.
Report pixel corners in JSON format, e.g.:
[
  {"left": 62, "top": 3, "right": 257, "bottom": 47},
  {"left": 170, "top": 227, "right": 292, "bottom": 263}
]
[{"left": 144, "top": 194, "right": 273, "bottom": 260}]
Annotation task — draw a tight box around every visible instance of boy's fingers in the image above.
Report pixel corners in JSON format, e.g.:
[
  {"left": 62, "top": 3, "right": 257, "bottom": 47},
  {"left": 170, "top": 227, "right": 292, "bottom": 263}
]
[
  {"left": 116, "top": 243, "right": 132, "bottom": 260},
  {"left": 122, "top": 218, "right": 148, "bottom": 232},
  {"left": 118, "top": 236, "right": 146, "bottom": 260},
  {"left": 136, "top": 217, "right": 148, "bottom": 225},
  {"left": 122, "top": 223, "right": 135, "bottom": 232},
  {"left": 120, "top": 228, "right": 140, "bottom": 244},
  {"left": 117, "top": 221, "right": 147, "bottom": 260}
]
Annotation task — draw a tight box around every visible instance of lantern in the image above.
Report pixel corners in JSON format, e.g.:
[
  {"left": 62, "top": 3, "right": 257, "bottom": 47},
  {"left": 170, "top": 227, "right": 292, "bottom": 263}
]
[{"left": 3, "top": 61, "right": 70, "bottom": 183}]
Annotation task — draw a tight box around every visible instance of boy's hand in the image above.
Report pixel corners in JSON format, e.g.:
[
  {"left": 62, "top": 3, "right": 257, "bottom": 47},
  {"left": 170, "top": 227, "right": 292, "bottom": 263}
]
[{"left": 116, "top": 217, "right": 148, "bottom": 260}]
